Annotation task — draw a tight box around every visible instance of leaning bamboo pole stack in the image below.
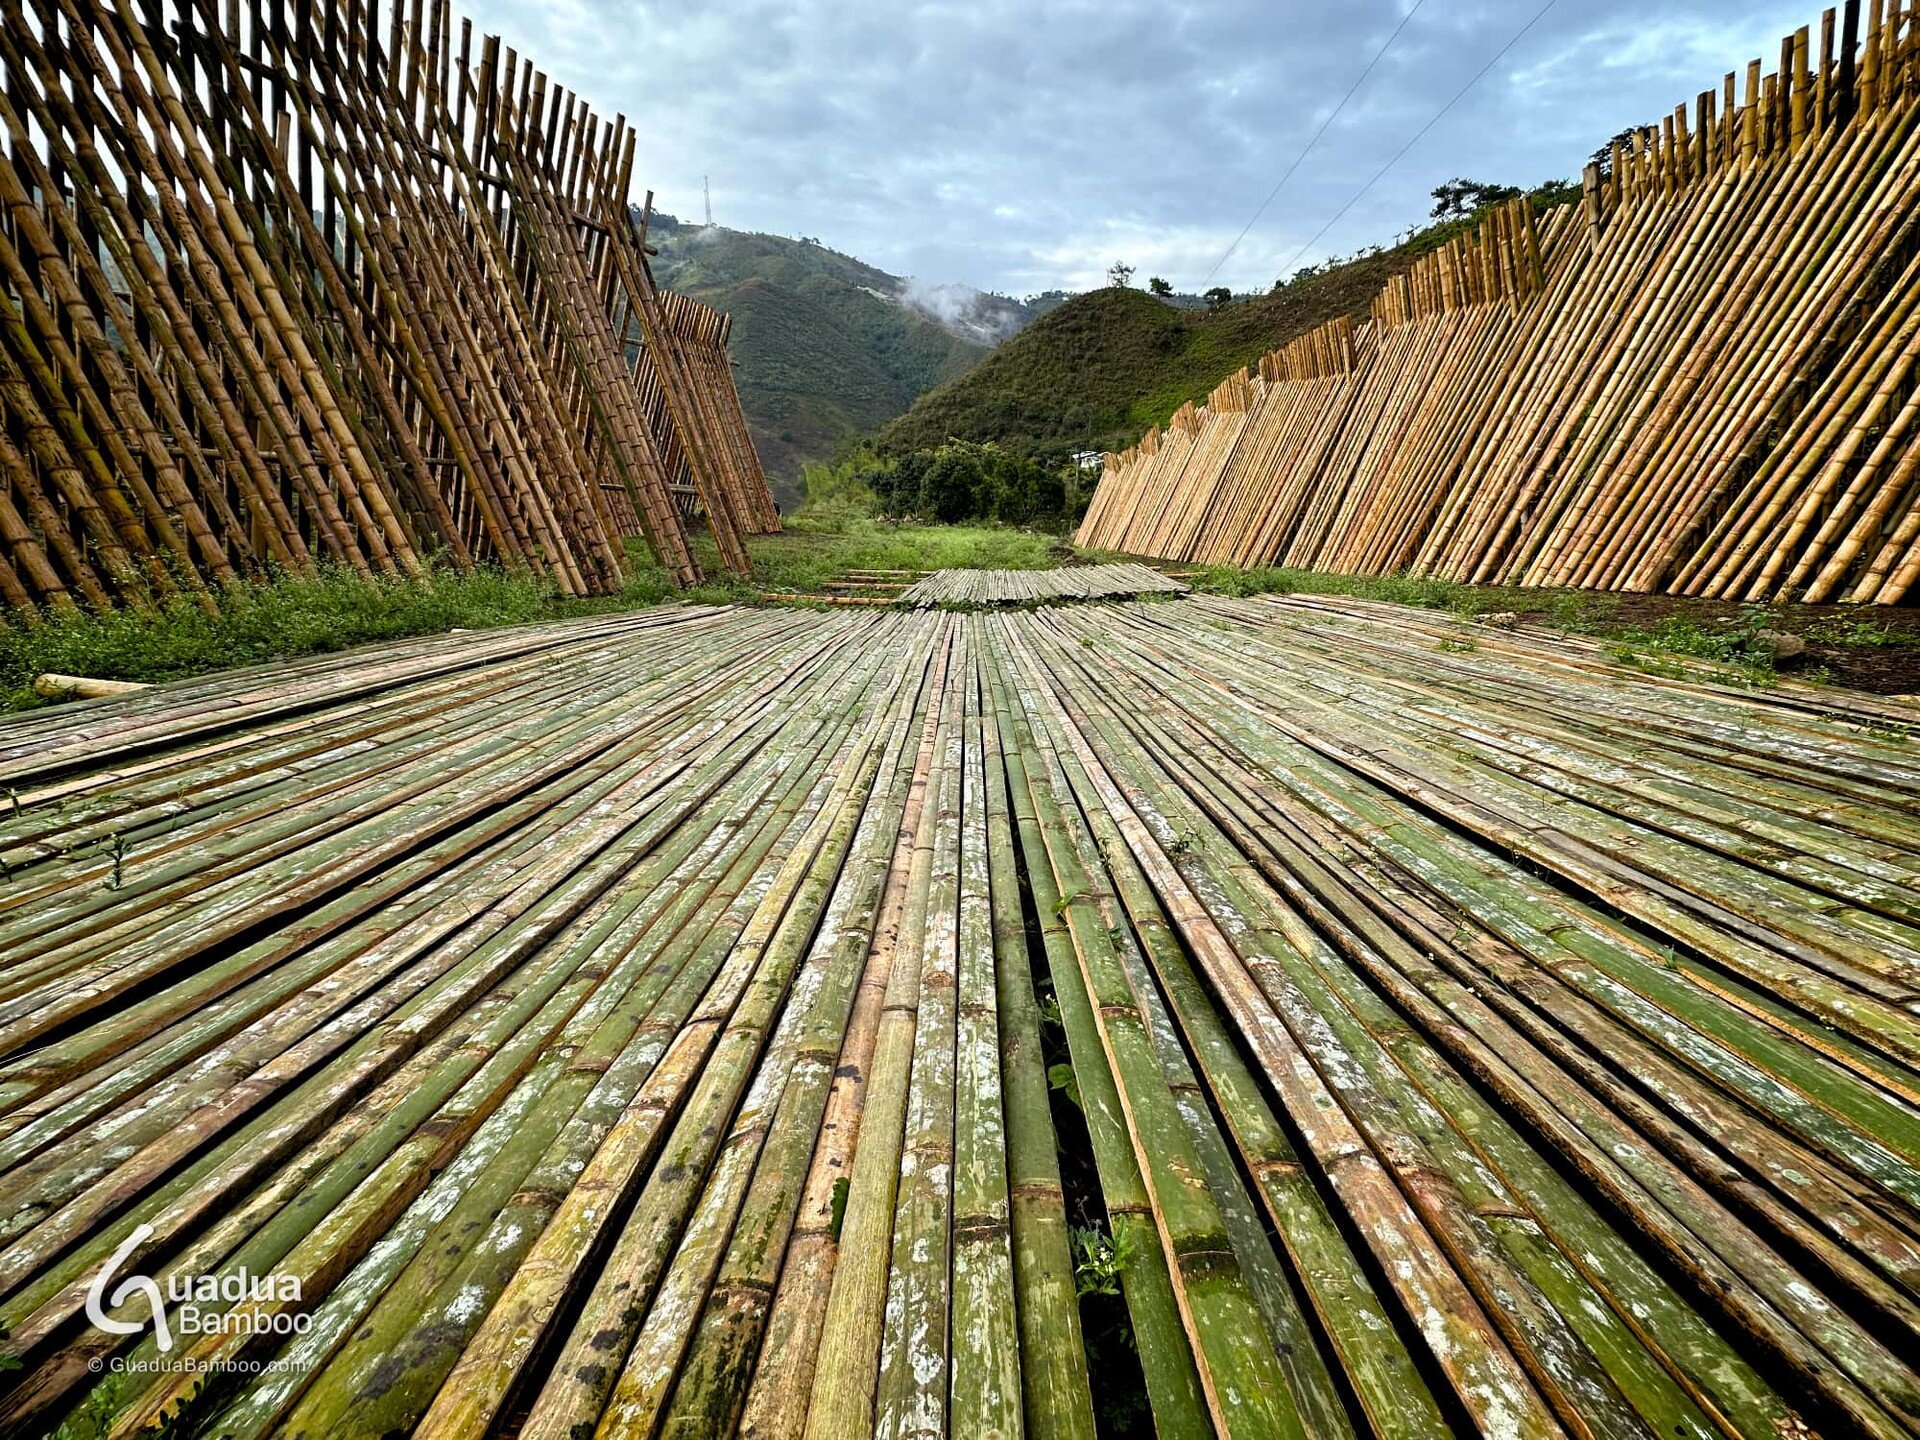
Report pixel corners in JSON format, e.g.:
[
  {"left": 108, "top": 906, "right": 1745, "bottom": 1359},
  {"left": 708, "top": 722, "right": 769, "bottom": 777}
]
[
  {"left": 1078, "top": 2, "right": 1920, "bottom": 604},
  {"left": 0, "top": 0, "right": 777, "bottom": 619}
]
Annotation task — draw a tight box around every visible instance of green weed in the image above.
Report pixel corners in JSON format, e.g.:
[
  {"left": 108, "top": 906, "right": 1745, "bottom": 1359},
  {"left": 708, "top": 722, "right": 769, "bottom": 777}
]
[
  {"left": 1048, "top": 1062, "right": 1083, "bottom": 1110},
  {"left": 1071, "top": 1223, "right": 1137, "bottom": 1296}
]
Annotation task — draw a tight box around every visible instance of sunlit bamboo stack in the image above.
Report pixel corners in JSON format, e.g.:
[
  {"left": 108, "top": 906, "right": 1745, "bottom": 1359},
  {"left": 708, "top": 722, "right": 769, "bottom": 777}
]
[
  {"left": 1079, "top": 2, "right": 1920, "bottom": 604},
  {"left": 2, "top": 592, "right": 1916, "bottom": 1438},
  {"left": 897, "top": 561, "right": 1187, "bottom": 607},
  {"left": 0, "top": 0, "right": 776, "bottom": 621}
]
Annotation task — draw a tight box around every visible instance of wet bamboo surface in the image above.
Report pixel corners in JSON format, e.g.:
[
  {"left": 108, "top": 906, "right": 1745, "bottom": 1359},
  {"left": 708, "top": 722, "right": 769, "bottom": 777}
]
[
  {"left": 1, "top": 593, "right": 1918, "bottom": 1439},
  {"left": 0, "top": 0, "right": 774, "bottom": 619},
  {"left": 897, "top": 562, "right": 1188, "bottom": 608},
  {"left": 1080, "top": 2, "right": 1920, "bottom": 605}
]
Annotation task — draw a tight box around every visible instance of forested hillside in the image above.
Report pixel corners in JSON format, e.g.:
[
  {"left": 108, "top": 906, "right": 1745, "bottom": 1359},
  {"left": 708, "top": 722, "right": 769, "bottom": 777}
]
[
  {"left": 873, "top": 247, "right": 1418, "bottom": 466},
  {"left": 647, "top": 214, "right": 1037, "bottom": 503},
  {"left": 870, "top": 178, "right": 1582, "bottom": 471}
]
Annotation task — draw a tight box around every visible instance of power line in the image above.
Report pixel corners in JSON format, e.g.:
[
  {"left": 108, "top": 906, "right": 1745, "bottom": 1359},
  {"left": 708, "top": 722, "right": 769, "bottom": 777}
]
[
  {"left": 1203, "top": 0, "right": 1427, "bottom": 286},
  {"left": 1273, "top": 0, "right": 1562, "bottom": 282}
]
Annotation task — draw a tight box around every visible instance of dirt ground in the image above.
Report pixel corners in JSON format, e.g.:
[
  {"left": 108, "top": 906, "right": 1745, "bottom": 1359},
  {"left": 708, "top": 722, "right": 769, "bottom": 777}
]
[{"left": 1520, "top": 592, "right": 1920, "bottom": 695}]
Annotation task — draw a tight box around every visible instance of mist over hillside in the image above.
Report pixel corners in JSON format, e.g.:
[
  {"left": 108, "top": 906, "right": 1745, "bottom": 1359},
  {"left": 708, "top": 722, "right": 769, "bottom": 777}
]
[{"left": 644, "top": 212, "right": 1043, "bottom": 504}]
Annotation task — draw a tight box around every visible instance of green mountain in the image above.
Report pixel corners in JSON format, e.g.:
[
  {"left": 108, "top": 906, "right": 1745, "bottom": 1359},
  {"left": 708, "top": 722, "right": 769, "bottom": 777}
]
[
  {"left": 646, "top": 214, "right": 1037, "bottom": 506},
  {"left": 870, "top": 177, "right": 1589, "bottom": 474},
  {"left": 874, "top": 245, "right": 1423, "bottom": 467}
]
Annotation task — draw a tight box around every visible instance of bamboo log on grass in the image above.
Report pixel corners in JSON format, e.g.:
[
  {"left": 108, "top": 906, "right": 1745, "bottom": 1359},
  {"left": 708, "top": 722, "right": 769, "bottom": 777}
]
[
  {"left": 206, "top": 630, "right": 922, "bottom": 1440},
  {"left": 397, "top": 633, "right": 909, "bottom": 1438},
  {"left": 0, "top": 618, "right": 825, "bottom": 1420},
  {"left": 1013, "top": 610, "right": 1804, "bottom": 1440},
  {"left": 7, "top": 591, "right": 1919, "bottom": 1437},
  {"left": 998, "top": 619, "right": 1569, "bottom": 1440},
  {"left": 585, "top": 636, "right": 937, "bottom": 1440},
  {"left": 976, "top": 652, "right": 1097, "bottom": 1440},
  {"left": 993, "top": 615, "right": 1437, "bottom": 1440},
  {"left": 996, "top": 631, "right": 1346, "bottom": 1440},
  {"left": 1029, "top": 595, "right": 1920, "bottom": 1436},
  {"left": 734, "top": 633, "right": 950, "bottom": 1440},
  {"left": 944, "top": 630, "right": 1024, "bottom": 1439},
  {"left": 867, "top": 620, "right": 967, "bottom": 1440}
]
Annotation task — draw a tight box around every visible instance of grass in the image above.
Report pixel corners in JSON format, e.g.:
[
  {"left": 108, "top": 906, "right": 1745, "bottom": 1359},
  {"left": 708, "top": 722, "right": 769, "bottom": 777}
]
[
  {"left": 1600, "top": 612, "right": 1784, "bottom": 688},
  {"left": 1156, "top": 560, "right": 1801, "bottom": 683},
  {"left": 1135, "top": 558, "right": 1594, "bottom": 621},
  {"left": 1, "top": 522, "right": 1061, "bottom": 711},
  {"left": 1805, "top": 615, "right": 1920, "bottom": 648},
  {"left": 13, "top": 528, "right": 1905, "bottom": 713},
  {"left": 746, "top": 519, "right": 1060, "bottom": 588}
]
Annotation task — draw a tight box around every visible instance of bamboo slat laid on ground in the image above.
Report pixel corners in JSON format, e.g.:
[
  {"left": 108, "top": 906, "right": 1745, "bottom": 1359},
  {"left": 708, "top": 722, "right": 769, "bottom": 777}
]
[
  {"left": 897, "top": 562, "right": 1188, "bottom": 608},
  {"left": 1, "top": 588, "right": 1916, "bottom": 1437},
  {"left": 1078, "top": 3, "right": 1920, "bottom": 604},
  {"left": 0, "top": 0, "right": 774, "bottom": 616}
]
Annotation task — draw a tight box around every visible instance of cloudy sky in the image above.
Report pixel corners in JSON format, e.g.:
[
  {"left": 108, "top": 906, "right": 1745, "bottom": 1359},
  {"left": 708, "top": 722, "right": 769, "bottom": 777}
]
[{"left": 463, "top": 0, "right": 1814, "bottom": 298}]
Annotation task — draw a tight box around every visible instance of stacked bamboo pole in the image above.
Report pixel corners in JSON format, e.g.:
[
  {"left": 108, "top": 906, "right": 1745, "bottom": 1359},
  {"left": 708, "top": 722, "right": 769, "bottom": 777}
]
[
  {"left": 1079, "top": 3, "right": 1920, "bottom": 604},
  {"left": 655, "top": 290, "right": 783, "bottom": 536},
  {"left": 1, "top": 588, "right": 1916, "bottom": 1437},
  {"left": 0, "top": 0, "right": 774, "bottom": 618},
  {"left": 897, "top": 561, "right": 1187, "bottom": 608}
]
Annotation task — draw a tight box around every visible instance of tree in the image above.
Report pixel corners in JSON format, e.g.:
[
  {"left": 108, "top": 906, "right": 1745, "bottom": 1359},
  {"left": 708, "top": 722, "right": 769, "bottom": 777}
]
[
  {"left": 1526, "top": 178, "right": 1582, "bottom": 211},
  {"left": 1203, "top": 286, "right": 1232, "bottom": 312},
  {"left": 1589, "top": 128, "right": 1651, "bottom": 180},
  {"left": 1429, "top": 177, "right": 1520, "bottom": 220},
  {"left": 1147, "top": 275, "right": 1173, "bottom": 298},
  {"left": 1106, "top": 261, "right": 1135, "bottom": 288}
]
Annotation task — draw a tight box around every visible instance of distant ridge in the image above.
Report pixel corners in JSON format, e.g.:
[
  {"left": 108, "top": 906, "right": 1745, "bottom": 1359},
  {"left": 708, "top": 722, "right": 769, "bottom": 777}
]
[
  {"left": 646, "top": 213, "right": 1041, "bottom": 504},
  {"left": 873, "top": 245, "right": 1419, "bottom": 467}
]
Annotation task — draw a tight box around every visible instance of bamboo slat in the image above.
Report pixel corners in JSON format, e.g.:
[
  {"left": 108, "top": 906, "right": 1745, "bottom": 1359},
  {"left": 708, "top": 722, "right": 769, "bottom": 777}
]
[{"left": 1, "top": 590, "right": 1915, "bottom": 1437}]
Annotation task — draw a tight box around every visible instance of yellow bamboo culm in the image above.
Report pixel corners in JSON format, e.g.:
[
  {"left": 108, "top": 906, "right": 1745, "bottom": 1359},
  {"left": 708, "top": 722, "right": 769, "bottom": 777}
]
[
  {"left": 1077, "top": 3, "right": 1920, "bottom": 604},
  {"left": 0, "top": 0, "right": 776, "bottom": 619}
]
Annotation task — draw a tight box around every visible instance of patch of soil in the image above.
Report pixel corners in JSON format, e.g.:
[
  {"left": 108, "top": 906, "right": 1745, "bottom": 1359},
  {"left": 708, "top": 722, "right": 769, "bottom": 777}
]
[{"left": 1510, "top": 591, "right": 1920, "bottom": 695}]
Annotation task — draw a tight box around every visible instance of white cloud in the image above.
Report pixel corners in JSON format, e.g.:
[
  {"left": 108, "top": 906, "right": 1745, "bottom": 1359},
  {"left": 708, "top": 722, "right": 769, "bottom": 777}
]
[{"left": 460, "top": 0, "right": 1827, "bottom": 294}]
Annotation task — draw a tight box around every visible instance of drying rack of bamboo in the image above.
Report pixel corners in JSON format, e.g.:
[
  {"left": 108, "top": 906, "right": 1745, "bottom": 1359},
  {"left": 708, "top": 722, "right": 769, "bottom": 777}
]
[
  {"left": 1, "top": 593, "right": 1916, "bottom": 1439},
  {"left": 896, "top": 561, "right": 1188, "bottom": 608},
  {"left": 0, "top": 0, "right": 776, "bottom": 622},
  {"left": 611, "top": 288, "right": 775, "bottom": 538},
  {"left": 1079, "top": 1, "right": 1920, "bottom": 605}
]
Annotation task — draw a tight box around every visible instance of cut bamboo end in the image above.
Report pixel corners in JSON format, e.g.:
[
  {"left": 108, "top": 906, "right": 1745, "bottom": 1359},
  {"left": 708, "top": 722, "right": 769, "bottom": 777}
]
[{"left": 31, "top": 673, "right": 153, "bottom": 700}]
